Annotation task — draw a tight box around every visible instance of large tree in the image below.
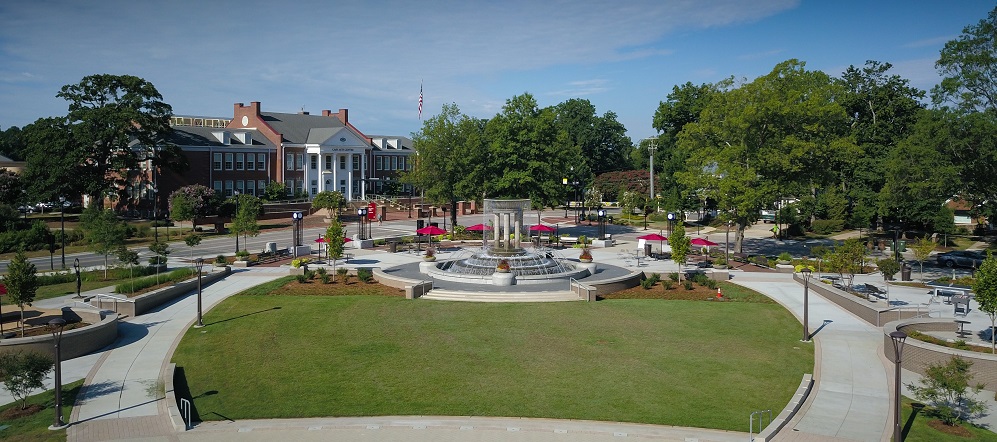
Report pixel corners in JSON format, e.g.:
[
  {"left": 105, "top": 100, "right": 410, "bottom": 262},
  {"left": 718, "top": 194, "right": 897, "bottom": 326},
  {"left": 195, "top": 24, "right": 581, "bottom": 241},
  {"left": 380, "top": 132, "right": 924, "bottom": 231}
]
[
  {"left": 677, "top": 60, "right": 854, "bottom": 252},
  {"left": 57, "top": 74, "right": 184, "bottom": 206},
  {"left": 553, "top": 98, "right": 631, "bottom": 176},
  {"left": 933, "top": 6, "right": 997, "bottom": 114},
  {"left": 650, "top": 82, "right": 719, "bottom": 213},
  {"left": 20, "top": 117, "right": 81, "bottom": 204},
  {"left": 407, "top": 103, "right": 489, "bottom": 231}
]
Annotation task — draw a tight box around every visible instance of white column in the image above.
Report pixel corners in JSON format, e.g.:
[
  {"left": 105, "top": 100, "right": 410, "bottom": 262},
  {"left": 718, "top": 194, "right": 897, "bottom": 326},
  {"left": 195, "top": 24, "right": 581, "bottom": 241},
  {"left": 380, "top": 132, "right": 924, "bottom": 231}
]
[
  {"left": 493, "top": 214, "right": 500, "bottom": 245},
  {"left": 346, "top": 154, "right": 354, "bottom": 201},
  {"left": 360, "top": 155, "right": 367, "bottom": 200},
  {"left": 331, "top": 154, "right": 338, "bottom": 194},
  {"left": 514, "top": 219, "right": 521, "bottom": 248}
]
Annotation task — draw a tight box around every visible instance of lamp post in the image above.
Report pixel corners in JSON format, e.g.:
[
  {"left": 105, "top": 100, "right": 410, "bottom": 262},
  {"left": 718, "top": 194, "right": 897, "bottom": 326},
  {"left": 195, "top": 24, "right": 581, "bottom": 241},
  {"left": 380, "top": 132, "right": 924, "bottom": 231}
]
[
  {"left": 291, "top": 211, "right": 303, "bottom": 257},
  {"left": 667, "top": 212, "right": 675, "bottom": 238},
  {"left": 152, "top": 186, "right": 159, "bottom": 243},
  {"left": 47, "top": 318, "right": 68, "bottom": 430},
  {"left": 890, "top": 331, "right": 907, "bottom": 442},
  {"left": 725, "top": 220, "right": 732, "bottom": 266},
  {"left": 357, "top": 207, "right": 367, "bottom": 240},
  {"left": 801, "top": 268, "right": 813, "bottom": 342},
  {"left": 233, "top": 190, "right": 240, "bottom": 254},
  {"left": 645, "top": 138, "right": 657, "bottom": 202},
  {"left": 73, "top": 258, "right": 81, "bottom": 298},
  {"left": 598, "top": 209, "right": 607, "bottom": 240},
  {"left": 408, "top": 187, "right": 413, "bottom": 218},
  {"left": 194, "top": 258, "right": 205, "bottom": 328},
  {"left": 59, "top": 196, "right": 66, "bottom": 269}
]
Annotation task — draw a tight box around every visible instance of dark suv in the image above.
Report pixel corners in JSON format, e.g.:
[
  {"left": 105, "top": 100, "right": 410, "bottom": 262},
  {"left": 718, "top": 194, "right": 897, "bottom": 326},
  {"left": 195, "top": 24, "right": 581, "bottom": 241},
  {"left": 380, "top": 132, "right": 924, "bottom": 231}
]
[{"left": 935, "top": 250, "right": 986, "bottom": 268}]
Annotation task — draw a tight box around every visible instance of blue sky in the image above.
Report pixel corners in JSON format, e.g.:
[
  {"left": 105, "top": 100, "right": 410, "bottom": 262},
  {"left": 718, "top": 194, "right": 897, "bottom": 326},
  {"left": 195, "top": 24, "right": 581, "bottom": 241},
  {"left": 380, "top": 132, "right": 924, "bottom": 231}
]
[{"left": 0, "top": 1, "right": 993, "bottom": 142}]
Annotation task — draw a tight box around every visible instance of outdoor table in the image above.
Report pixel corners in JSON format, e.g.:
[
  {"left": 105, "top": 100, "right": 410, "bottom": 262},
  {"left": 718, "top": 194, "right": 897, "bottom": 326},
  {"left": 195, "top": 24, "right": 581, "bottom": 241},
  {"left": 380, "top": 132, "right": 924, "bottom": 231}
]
[
  {"left": 953, "top": 295, "right": 971, "bottom": 315},
  {"left": 956, "top": 319, "right": 972, "bottom": 337}
]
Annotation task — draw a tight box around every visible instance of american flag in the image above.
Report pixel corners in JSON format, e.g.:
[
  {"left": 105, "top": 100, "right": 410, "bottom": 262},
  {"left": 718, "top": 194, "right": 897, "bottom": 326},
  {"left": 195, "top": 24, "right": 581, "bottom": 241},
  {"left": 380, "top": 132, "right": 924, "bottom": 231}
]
[{"left": 418, "top": 82, "right": 423, "bottom": 120}]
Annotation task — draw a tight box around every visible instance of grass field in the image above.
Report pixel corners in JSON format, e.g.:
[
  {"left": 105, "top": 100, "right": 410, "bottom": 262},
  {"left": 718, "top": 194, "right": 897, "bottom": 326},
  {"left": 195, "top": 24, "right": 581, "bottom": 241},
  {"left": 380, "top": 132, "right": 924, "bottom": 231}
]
[
  {"left": 901, "top": 397, "right": 997, "bottom": 441},
  {"left": 172, "top": 290, "right": 813, "bottom": 431},
  {"left": 0, "top": 380, "right": 82, "bottom": 442}
]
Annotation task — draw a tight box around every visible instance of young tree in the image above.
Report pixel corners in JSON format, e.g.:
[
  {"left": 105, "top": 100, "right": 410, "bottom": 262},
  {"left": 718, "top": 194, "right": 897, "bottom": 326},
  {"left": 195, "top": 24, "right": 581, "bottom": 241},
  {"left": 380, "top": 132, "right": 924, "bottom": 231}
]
[
  {"left": 907, "top": 356, "right": 987, "bottom": 426},
  {"left": 148, "top": 241, "right": 171, "bottom": 284},
  {"left": 973, "top": 251, "right": 997, "bottom": 353},
  {"left": 231, "top": 193, "right": 262, "bottom": 250},
  {"left": 1, "top": 251, "right": 38, "bottom": 337},
  {"left": 825, "top": 239, "right": 866, "bottom": 289},
  {"left": 325, "top": 219, "right": 346, "bottom": 281},
  {"left": 81, "top": 207, "right": 127, "bottom": 279},
  {"left": 311, "top": 191, "right": 346, "bottom": 219},
  {"left": 0, "top": 351, "right": 53, "bottom": 410},
  {"left": 116, "top": 246, "right": 139, "bottom": 295},
  {"left": 909, "top": 236, "right": 937, "bottom": 281},
  {"left": 876, "top": 258, "right": 901, "bottom": 302},
  {"left": 669, "top": 222, "right": 691, "bottom": 281},
  {"left": 184, "top": 234, "right": 202, "bottom": 266}
]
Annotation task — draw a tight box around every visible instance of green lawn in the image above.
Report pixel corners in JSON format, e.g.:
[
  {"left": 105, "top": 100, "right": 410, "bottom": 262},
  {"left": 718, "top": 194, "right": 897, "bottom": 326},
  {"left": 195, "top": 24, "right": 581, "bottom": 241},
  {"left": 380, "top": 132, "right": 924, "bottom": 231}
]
[
  {"left": 172, "top": 295, "right": 813, "bottom": 431},
  {"left": 901, "top": 397, "right": 997, "bottom": 441},
  {"left": 0, "top": 380, "right": 82, "bottom": 442}
]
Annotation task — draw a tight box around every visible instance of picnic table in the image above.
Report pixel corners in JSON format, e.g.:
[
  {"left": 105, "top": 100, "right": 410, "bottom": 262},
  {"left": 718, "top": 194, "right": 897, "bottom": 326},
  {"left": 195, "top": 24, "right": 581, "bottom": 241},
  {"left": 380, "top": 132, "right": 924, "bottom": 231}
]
[{"left": 956, "top": 319, "right": 972, "bottom": 337}]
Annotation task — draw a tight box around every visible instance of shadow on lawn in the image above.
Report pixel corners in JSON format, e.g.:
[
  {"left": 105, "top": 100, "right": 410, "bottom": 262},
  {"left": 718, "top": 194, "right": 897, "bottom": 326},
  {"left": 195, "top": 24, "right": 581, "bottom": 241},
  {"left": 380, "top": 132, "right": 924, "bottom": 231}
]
[
  {"left": 205, "top": 307, "right": 281, "bottom": 326},
  {"left": 903, "top": 402, "right": 925, "bottom": 440}
]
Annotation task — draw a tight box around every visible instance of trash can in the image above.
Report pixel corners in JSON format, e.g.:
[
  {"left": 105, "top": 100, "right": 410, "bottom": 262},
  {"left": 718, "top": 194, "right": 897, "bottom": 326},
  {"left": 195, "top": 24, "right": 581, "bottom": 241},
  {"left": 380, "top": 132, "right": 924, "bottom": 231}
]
[
  {"left": 898, "top": 240, "right": 907, "bottom": 252},
  {"left": 388, "top": 242, "right": 397, "bottom": 253},
  {"left": 901, "top": 263, "right": 912, "bottom": 281},
  {"left": 644, "top": 243, "right": 652, "bottom": 258}
]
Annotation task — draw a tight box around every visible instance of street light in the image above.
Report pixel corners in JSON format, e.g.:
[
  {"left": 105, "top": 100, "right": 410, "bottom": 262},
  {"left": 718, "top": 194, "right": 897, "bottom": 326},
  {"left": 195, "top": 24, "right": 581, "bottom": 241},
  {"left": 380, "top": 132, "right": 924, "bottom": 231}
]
[
  {"left": 152, "top": 186, "right": 159, "bottom": 243},
  {"left": 357, "top": 207, "right": 368, "bottom": 240},
  {"left": 47, "top": 318, "right": 68, "bottom": 430},
  {"left": 194, "top": 258, "right": 205, "bottom": 328},
  {"left": 73, "top": 258, "right": 81, "bottom": 298},
  {"left": 667, "top": 212, "right": 675, "bottom": 238},
  {"left": 889, "top": 331, "right": 907, "bottom": 442},
  {"left": 598, "top": 208, "right": 607, "bottom": 240},
  {"left": 801, "top": 268, "right": 813, "bottom": 342},
  {"left": 59, "top": 196, "right": 66, "bottom": 269}
]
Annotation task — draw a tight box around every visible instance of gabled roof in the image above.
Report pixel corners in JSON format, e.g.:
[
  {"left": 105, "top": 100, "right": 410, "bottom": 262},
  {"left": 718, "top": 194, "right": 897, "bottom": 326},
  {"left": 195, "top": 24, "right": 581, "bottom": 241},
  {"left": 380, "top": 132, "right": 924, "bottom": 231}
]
[
  {"left": 0, "top": 153, "right": 13, "bottom": 162},
  {"left": 261, "top": 112, "right": 347, "bottom": 144},
  {"left": 168, "top": 126, "right": 275, "bottom": 148}
]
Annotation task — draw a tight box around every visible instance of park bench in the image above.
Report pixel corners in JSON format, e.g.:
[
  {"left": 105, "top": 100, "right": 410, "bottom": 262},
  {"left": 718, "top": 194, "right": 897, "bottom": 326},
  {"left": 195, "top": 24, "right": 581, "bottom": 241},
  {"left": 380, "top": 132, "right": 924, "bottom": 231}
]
[
  {"left": 256, "top": 247, "right": 291, "bottom": 264},
  {"left": 732, "top": 252, "right": 749, "bottom": 263},
  {"left": 560, "top": 237, "right": 579, "bottom": 247}
]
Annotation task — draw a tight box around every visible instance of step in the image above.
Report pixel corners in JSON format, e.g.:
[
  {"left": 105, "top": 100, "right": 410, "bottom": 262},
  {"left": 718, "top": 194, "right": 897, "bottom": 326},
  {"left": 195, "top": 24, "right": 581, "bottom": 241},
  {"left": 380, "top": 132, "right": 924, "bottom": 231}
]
[{"left": 420, "top": 289, "right": 580, "bottom": 303}]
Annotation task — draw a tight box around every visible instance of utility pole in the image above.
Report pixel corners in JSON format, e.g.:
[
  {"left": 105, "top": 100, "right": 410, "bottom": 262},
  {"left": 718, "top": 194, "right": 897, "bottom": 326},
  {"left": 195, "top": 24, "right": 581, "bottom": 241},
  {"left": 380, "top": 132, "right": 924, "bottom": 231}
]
[{"left": 645, "top": 138, "right": 657, "bottom": 202}]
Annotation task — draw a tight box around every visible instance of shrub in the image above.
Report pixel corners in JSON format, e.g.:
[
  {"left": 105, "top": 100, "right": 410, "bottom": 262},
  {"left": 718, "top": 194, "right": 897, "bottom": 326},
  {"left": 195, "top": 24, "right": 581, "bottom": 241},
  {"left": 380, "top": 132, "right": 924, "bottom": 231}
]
[
  {"left": 303, "top": 269, "right": 315, "bottom": 280},
  {"left": 356, "top": 268, "right": 373, "bottom": 283},
  {"left": 683, "top": 280, "right": 694, "bottom": 290},
  {"left": 336, "top": 267, "right": 348, "bottom": 282},
  {"left": 777, "top": 252, "right": 792, "bottom": 262},
  {"left": 291, "top": 258, "right": 310, "bottom": 268},
  {"left": 702, "top": 279, "right": 718, "bottom": 289},
  {"left": 295, "top": 274, "right": 309, "bottom": 283},
  {"left": 374, "top": 239, "right": 386, "bottom": 246},
  {"left": 640, "top": 278, "right": 656, "bottom": 289},
  {"left": 114, "top": 268, "right": 195, "bottom": 294},
  {"left": 668, "top": 272, "right": 679, "bottom": 282},
  {"left": 214, "top": 254, "right": 227, "bottom": 265},
  {"left": 148, "top": 256, "right": 167, "bottom": 266},
  {"left": 753, "top": 256, "right": 769, "bottom": 267},
  {"left": 662, "top": 280, "right": 674, "bottom": 290},
  {"left": 810, "top": 219, "right": 845, "bottom": 235},
  {"left": 316, "top": 267, "right": 327, "bottom": 276},
  {"left": 235, "top": 249, "right": 250, "bottom": 260},
  {"left": 320, "top": 273, "right": 331, "bottom": 284},
  {"left": 577, "top": 235, "right": 588, "bottom": 245}
]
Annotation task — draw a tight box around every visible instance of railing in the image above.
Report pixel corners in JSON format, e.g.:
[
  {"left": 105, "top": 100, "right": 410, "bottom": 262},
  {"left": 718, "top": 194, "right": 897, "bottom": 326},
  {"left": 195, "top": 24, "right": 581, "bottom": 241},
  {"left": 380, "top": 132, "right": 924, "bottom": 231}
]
[
  {"left": 179, "top": 397, "right": 192, "bottom": 430},
  {"left": 750, "top": 409, "right": 772, "bottom": 441},
  {"left": 876, "top": 303, "right": 930, "bottom": 327},
  {"left": 569, "top": 277, "right": 595, "bottom": 301},
  {"left": 90, "top": 293, "right": 135, "bottom": 312}
]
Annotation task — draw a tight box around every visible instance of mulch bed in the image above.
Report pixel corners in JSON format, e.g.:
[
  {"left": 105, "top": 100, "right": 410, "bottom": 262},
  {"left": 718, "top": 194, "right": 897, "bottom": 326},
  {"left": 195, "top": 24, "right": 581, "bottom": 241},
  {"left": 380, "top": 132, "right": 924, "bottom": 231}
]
[
  {"left": 0, "top": 403, "right": 44, "bottom": 420},
  {"left": 602, "top": 282, "right": 723, "bottom": 301},
  {"left": 927, "top": 419, "right": 973, "bottom": 437}
]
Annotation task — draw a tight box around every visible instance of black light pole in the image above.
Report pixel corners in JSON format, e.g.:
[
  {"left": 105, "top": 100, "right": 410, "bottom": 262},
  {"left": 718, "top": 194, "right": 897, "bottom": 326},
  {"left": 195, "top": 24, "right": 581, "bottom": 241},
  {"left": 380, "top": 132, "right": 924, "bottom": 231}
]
[
  {"left": 59, "top": 196, "right": 66, "bottom": 269},
  {"left": 73, "top": 258, "right": 81, "bottom": 298},
  {"left": 233, "top": 191, "right": 240, "bottom": 253},
  {"left": 152, "top": 186, "right": 159, "bottom": 243},
  {"left": 195, "top": 258, "right": 205, "bottom": 328},
  {"left": 357, "top": 207, "right": 367, "bottom": 240},
  {"left": 667, "top": 212, "right": 675, "bottom": 238},
  {"left": 598, "top": 209, "right": 607, "bottom": 240},
  {"left": 890, "top": 331, "right": 907, "bottom": 442},
  {"left": 408, "top": 187, "right": 413, "bottom": 218},
  {"left": 801, "top": 268, "right": 812, "bottom": 342},
  {"left": 725, "top": 220, "right": 732, "bottom": 266},
  {"left": 48, "top": 318, "right": 68, "bottom": 430}
]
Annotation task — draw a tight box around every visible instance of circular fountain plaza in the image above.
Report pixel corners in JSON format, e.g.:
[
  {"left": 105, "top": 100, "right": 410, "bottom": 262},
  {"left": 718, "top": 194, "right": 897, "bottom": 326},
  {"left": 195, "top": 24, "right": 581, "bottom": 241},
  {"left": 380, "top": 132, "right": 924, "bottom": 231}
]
[{"left": 413, "top": 200, "right": 618, "bottom": 289}]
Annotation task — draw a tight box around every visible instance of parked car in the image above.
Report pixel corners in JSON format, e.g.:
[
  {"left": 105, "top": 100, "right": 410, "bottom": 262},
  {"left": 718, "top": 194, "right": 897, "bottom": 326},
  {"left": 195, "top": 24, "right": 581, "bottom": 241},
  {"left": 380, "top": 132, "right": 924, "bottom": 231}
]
[{"left": 936, "top": 250, "right": 985, "bottom": 268}]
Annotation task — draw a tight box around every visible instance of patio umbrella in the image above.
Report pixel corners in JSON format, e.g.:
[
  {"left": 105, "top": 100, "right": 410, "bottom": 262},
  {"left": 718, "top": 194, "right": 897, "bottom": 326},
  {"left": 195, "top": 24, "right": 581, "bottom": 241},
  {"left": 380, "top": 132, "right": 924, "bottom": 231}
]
[
  {"left": 691, "top": 237, "right": 719, "bottom": 253},
  {"left": 637, "top": 233, "right": 668, "bottom": 253},
  {"left": 465, "top": 224, "right": 493, "bottom": 231},
  {"left": 416, "top": 225, "right": 447, "bottom": 248},
  {"left": 314, "top": 237, "right": 326, "bottom": 243},
  {"left": 529, "top": 224, "right": 556, "bottom": 232}
]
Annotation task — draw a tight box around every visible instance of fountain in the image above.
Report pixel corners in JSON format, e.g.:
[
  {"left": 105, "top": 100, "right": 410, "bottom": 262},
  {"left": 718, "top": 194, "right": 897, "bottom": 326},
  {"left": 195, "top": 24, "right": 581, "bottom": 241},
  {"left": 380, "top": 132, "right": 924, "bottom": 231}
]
[{"left": 421, "top": 199, "right": 591, "bottom": 285}]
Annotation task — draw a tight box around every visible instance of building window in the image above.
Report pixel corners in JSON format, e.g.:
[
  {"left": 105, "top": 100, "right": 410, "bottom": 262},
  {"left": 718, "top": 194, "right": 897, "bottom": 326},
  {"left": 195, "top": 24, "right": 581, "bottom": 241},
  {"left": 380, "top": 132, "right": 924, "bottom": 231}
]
[
  {"left": 236, "top": 153, "right": 245, "bottom": 170},
  {"left": 375, "top": 156, "right": 382, "bottom": 170},
  {"left": 213, "top": 153, "right": 222, "bottom": 171},
  {"left": 296, "top": 153, "right": 304, "bottom": 171},
  {"left": 258, "top": 180, "right": 267, "bottom": 195},
  {"left": 257, "top": 154, "right": 265, "bottom": 171},
  {"left": 235, "top": 180, "right": 245, "bottom": 194},
  {"left": 323, "top": 155, "right": 330, "bottom": 170},
  {"left": 295, "top": 179, "right": 304, "bottom": 195},
  {"left": 285, "top": 179, "right": 294, "bottom": 196},
  {"left": 353, "top": 154, "right": 361, "bottom": 170},
  {"left": 225, "top": 153, "right": 234, "bottom": 170},
  {"left": 340, "top": 156, "right": 346, "bottom": 170},
  {"left": 391, "top": 156, "right": 398, "bottom": 170},
  {"left": 286, "top": 153, "right": 294, "bottom": 171},
  {"left": 247, "top": 153, "right": 255, "bottom": 171},
  {"left": 310, "top": 155, "right": 317, "bottom": 170},
  {"left": 353, "top": 180, "right": 360, "bottom": 196},
  {"left": 247, "top": 179, "right": 256, "bottom": 196},
  {"left": 213, "top": 180, "right": 222, "bottom": 194},
  {"left": 224, "top": 180, "right": 234, "bottom": 197}
]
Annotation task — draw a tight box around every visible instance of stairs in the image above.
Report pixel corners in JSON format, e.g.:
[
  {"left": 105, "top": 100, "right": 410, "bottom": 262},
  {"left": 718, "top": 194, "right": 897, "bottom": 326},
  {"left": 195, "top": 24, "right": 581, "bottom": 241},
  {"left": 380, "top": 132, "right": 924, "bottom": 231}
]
[{"left": 420, "top": 289, "right": 580, "bottom": 302}]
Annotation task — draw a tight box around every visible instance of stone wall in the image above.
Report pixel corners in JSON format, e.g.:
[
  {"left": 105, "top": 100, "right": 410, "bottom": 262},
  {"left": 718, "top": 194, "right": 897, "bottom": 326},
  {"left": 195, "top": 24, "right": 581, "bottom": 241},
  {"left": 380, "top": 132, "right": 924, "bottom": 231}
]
[
  {"left": 884, "top": 319, "right": 997, "bottom": 391},
  {"left": 93, "top": 267, "right": 231, "bottom": 317},
  {"left": 0, "top": 307, "right": 118, "bottom": 360}
]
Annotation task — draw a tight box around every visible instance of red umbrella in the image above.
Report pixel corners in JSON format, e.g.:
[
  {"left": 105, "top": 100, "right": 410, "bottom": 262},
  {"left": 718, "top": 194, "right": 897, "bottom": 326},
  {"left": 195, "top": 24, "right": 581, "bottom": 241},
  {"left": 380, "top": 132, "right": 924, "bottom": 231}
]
[
  {"left": 416, "top": 226, "right": 447, "bottom": 236},
  {"left": 691, "top": 238, "right": 719, "bottom": 246},
  {"left": 465, "top": 224, "right": 493, "bottom": 231},
  {"left": 529, "top": 224, "right": 556, "bottom": 232},
  {"left": 314, "top": 237, "right": 326, "bottom": 243},
  {"left": 343, "top": 237, "right": 353, "bottom": 243},
  {"left": 637, "top": 233, "right": 668, "bottom": 254}
]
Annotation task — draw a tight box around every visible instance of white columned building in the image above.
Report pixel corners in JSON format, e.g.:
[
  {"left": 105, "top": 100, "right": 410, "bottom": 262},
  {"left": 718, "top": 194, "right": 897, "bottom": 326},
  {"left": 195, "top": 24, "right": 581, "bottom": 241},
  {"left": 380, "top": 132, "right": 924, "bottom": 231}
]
[{"left": 301, "top": 127, "right": 370, "bottom": 201}]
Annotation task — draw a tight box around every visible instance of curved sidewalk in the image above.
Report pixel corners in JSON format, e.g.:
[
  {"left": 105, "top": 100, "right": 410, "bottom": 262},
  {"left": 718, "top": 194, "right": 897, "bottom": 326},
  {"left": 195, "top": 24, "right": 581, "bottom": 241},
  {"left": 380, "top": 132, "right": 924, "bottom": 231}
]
[{"left": 732, "top": 272, "right": 891, "bottom": 442}]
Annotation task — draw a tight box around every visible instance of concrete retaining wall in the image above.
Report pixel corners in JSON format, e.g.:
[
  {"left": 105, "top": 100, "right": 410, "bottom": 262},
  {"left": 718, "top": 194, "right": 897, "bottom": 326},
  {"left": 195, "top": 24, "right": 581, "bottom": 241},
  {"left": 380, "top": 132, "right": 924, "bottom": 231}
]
[
  {"left": 884, "top": 319, "right": 997, "bottom": 391},
  {"left": 793, "top": 273, "right": 924, "bottom": 326},
  {"left": 0, "top": 307, "right": 118, "bottom": 360},
  {"left": 93, "top": 267, "right": 231, "bottom": 317},
  {"left": 756, "top": 374, "right": 814, "bottom": 442}
]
